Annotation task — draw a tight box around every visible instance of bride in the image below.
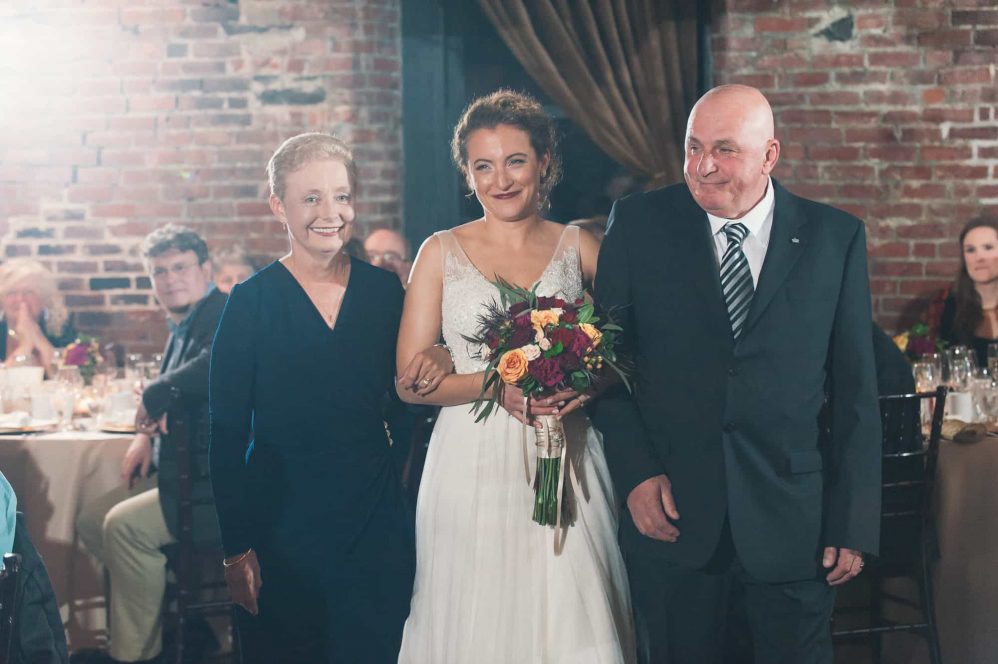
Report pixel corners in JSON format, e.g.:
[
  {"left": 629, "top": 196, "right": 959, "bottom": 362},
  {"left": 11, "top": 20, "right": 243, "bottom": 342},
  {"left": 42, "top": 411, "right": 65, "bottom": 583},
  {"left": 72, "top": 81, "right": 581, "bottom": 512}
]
[{"left": 395, "top": 90, "right": 635, "bottom": 663}]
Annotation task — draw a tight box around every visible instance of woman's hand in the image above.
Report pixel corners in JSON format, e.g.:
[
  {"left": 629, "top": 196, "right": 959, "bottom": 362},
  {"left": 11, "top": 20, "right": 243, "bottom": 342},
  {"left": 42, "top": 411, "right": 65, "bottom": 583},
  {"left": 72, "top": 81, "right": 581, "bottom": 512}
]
[
  {"left": 398, "top": 345, "right": 454, "bottom": 396},
  {"left": 499, "top": 384, "right": 580, "bottom": 428},
  {"left": 224, "top": 549, "right": 262, "bottom": 615},
  {"left": 10, "top": 302, "right": 43, "bottom": 346}
]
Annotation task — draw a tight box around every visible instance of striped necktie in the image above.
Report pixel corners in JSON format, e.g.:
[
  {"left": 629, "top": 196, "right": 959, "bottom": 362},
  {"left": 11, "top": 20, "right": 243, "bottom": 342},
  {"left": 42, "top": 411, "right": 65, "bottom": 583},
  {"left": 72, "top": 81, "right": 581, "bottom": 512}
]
[{"left": 720, "top": 222, "right": 753, "bottom": 340}]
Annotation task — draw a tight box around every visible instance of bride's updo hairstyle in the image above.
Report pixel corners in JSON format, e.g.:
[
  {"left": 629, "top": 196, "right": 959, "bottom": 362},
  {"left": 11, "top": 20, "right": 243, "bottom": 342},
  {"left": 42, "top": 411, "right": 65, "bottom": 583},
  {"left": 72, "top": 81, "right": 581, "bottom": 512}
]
[
  {"left": 451, "top": 89, "right": 563, "bottom": 210},
  {"left": 267, "top": 132, "right": 357, "bottom": 201}
]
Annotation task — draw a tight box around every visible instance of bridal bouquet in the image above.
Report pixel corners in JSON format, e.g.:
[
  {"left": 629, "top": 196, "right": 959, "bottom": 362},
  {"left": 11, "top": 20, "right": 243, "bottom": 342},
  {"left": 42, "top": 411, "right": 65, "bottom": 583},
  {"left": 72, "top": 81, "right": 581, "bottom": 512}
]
[{"left": 464, "top": 278, "right": 630, "bottom": 531}]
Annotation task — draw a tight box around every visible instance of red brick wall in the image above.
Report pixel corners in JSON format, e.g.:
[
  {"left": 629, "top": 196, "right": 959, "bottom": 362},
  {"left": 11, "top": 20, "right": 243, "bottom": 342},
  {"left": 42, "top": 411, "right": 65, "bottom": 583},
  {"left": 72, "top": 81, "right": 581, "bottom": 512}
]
[
  {"left": 711, "top": 0, "right": 997, "bottom": 333},
  {"left": 0, "top": 0, "right": 401, "bottom": 353}
]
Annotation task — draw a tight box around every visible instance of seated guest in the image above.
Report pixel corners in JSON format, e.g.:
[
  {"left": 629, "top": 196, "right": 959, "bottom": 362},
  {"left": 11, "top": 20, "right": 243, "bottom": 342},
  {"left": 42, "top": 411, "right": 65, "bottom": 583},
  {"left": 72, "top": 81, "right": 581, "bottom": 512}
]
[
  {"left": 364, "top": 227, "right": 412, "bottom": 284},
  {"left": 0, "top": 259, "right": 76, "bottom": 370},
  {"left": 212, "top": 244, "right": 257, "bottom": 295},
  {"left": 75, "top": 225, "right": 225, "bottom": 664},
  {"left": 1, "top": 470, "right": 69, "bottom": 664},
  {"left": 343, "top": 236, "right": 368, "bottom": 261},
  {"left": 940, "top": 216, "right": 998, "bottom": 367}
]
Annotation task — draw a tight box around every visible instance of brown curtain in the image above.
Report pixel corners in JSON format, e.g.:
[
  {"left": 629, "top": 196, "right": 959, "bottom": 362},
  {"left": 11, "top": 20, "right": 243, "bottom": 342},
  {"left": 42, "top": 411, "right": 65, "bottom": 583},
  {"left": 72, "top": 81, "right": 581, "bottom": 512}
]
[{"left": 478, "top": 0, "right": 700, "bottom": 188}]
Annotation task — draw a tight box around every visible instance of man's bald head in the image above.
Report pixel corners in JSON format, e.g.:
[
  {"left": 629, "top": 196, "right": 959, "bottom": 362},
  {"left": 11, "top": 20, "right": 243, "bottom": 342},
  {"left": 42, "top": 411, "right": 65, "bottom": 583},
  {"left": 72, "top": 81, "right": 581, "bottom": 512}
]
[{"left": 683, "top": 85, "right": 781, "bottom": 219}]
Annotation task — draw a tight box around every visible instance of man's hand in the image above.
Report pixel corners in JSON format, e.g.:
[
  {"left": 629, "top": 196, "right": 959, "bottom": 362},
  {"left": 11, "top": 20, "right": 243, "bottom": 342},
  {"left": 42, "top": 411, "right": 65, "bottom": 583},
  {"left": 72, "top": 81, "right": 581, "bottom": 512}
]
[
  {"left": 135, "top": 399, "right": 160, "bottom": 436},
  {"left": 627, "top": 474, "right": 681, "bottom": 542},
  {"left": 121, "top": 434, "right": 153, "bottom": 488},
  {"left": 823, "top": 547, "right": 864, "bottom": 586},
  {"left": 224, "top": 549, "right": 262, "bottom": 615}
]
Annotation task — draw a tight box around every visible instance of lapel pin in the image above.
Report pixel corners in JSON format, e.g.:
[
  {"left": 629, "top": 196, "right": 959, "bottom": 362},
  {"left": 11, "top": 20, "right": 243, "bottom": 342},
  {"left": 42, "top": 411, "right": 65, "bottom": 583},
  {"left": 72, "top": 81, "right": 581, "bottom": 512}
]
[{"left": 791, "top": 237, "right": 800, "bottom": 244}]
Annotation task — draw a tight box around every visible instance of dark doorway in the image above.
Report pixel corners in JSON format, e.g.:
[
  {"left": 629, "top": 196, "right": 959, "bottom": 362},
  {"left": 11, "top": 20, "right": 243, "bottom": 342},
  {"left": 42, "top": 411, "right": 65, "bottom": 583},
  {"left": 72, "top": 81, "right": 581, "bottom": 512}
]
[{"left": 400, "top": 0, "right": 630, "bottom": 248}]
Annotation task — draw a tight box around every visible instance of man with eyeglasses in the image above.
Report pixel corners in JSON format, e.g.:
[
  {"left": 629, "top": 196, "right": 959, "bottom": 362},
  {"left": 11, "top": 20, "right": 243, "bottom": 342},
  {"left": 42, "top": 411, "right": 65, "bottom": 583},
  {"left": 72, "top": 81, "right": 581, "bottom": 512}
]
[
  {"left": 75, "top": 225, "right": 225, "bottom": 664},
  {"left": 364, "top": 227, "right": 412, "bottom": 284}
]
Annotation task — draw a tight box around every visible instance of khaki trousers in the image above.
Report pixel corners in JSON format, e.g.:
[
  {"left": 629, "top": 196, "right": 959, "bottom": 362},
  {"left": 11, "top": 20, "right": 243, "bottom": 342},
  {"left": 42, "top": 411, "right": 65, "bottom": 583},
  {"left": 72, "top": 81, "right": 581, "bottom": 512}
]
[{"left": 76, "top": 477, "right": 176, "bottom": 662}]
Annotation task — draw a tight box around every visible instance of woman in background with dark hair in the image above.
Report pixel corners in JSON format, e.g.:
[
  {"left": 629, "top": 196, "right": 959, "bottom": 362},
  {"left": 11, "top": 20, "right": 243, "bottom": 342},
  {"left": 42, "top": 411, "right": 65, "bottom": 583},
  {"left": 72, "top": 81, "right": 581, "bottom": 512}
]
[{"left": 939, "top": 216, "right": 998, "bottom": 367}]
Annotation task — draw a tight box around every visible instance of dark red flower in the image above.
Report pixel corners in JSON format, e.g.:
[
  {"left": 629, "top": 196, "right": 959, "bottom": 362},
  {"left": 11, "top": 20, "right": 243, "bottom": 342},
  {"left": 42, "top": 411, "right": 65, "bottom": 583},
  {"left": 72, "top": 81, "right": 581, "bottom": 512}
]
[
  {"left": 513, "top": 312, "right": 532, "bottom": 329},
  {"left": 509, "top": 301, "right": 530, "bottom": 316},
  {"left": 561, "top": 310, "right": 578, "bottom": 324},
  {"left": 549, "top": 326, "right": 575, "bottom": 351},
  {"left": 529, "top": 357, "right": 565, "bottom": 388},
  {"left": 64, "top": 343, "right": 89, "bottom": 366},
  {"left": 509, "top": 325, "right": 534, "bottom": 348},
  {"left": 569, "top": 328, "right": 591, "bottom": 355}
]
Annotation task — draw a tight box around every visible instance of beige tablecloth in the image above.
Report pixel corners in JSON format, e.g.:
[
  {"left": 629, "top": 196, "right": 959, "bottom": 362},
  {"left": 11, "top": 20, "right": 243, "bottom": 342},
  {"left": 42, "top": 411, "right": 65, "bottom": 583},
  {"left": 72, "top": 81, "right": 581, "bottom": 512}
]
[
  {"left": 0, "top": 429, "right": 132, "bottom": 650},
  {"left": 932, "top": 437, "right": 998, "bottom": 664}
]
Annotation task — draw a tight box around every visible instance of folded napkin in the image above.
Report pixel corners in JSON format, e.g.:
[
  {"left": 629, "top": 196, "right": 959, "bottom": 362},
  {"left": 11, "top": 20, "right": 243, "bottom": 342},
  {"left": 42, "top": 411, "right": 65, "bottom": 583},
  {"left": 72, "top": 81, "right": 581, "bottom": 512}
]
[
  {"left": 0, "top": 411, "right": 31, "bottom": 428},
  {"left": 942, "top": 419, "right": 988, "bottom": 443}
]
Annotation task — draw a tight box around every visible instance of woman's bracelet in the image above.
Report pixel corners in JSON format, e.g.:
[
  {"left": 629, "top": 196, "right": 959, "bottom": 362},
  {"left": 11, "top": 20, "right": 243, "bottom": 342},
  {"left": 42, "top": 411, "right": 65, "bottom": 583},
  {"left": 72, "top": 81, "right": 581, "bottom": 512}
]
[{"left": 223, "top": 548, "right": 254, "bottom": 568}]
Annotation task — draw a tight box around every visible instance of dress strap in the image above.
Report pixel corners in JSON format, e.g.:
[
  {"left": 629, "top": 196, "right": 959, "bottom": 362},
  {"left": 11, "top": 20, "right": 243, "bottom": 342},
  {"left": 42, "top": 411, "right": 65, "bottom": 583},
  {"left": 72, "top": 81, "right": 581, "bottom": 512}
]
[
  {"left": 433, "top": 229, "right": 467, "bottom": 273},
  {"left": 551, "top": 224, "right": 580, "bottom": 265}
]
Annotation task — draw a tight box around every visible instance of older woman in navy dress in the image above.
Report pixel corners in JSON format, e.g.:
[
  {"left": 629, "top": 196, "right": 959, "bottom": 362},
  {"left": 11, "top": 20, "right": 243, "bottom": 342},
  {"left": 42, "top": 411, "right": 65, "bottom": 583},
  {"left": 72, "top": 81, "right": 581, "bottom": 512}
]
[{"left": 209, "top": 133, "right": 415, "bottom": 662}]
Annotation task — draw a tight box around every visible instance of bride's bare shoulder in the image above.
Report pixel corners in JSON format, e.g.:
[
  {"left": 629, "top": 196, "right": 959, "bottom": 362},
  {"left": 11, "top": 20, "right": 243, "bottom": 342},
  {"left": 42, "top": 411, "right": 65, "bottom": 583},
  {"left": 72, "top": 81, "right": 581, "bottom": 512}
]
[{"left": 450, "top": 218, "right": 485, "bottom": 242}]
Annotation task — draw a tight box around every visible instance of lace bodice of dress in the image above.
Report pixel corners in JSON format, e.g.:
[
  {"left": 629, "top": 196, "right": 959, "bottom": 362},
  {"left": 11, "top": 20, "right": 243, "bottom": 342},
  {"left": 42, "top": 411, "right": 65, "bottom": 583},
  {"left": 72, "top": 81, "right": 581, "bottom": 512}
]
[{"left": 438, "top": 225, "right": 585, "bottom": 375}]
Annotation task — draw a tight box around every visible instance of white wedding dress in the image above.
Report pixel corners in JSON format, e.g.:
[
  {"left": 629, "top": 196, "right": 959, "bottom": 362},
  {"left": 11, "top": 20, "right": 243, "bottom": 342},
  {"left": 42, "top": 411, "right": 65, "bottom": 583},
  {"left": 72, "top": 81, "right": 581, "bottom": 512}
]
[{"left": 398, "top": 225, "right": 636, "bottom": 664}]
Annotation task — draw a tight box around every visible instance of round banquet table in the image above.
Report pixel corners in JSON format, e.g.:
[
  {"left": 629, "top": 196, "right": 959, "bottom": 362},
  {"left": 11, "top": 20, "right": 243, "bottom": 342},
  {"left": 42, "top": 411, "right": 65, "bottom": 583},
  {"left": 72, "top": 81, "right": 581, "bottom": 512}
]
[
  {"left": 930, "top": 436, "right": 998, "bottom": 664},
  {"left": 841, "top": 436, "right": 998, "bottom": 664},
  {"left": 0, "top": 428, "right": 133, "bottom": 650}
]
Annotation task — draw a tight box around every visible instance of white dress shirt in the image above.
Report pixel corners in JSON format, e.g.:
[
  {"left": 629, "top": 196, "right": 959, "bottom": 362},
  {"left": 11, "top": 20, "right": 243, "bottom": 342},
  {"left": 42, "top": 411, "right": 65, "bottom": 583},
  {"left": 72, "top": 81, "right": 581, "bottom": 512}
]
[{"left": 707, "top": 177, "right": 775, "bottom": 288}]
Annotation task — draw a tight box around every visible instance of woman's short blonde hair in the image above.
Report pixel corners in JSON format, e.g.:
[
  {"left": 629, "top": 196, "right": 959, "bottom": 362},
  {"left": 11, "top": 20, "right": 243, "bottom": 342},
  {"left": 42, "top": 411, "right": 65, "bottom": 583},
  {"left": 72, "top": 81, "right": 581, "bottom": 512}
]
[
  {"left": 0, "top": 259, "right": 67, "bottom": 332},
  {"left": 266, "top": 133, "right": 357, "bottom": 201}
]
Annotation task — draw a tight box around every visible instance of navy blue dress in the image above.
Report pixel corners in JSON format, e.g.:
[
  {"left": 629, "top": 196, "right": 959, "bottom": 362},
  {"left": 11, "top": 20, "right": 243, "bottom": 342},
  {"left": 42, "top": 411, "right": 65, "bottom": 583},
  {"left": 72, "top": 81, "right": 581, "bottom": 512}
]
[{"left": 209, "top": 258, "right": 414, "bottom": 663}]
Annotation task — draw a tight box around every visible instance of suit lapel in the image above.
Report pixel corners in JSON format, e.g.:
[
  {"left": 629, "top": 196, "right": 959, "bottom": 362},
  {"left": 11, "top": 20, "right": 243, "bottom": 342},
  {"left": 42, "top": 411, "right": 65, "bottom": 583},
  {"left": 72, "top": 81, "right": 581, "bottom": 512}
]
[
  {"left": 742, "top": 181, "right": 808, "bottom": 334},
  {"left": 671, "top": 188, "right": 731, "bottom": 342}
]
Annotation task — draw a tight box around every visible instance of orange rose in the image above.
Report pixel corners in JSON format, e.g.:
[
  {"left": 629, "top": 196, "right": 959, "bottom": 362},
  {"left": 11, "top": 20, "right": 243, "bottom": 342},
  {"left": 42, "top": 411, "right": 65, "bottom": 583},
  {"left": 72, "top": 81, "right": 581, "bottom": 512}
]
[
  {"left": 531, "top": 309, "right": 560, "bottom": 334},
  {"left": 579, "top": 323, "right": 602, "bottom": 347},
  {"left": 497, "top": 349, "right": 529, "bottom": 384}
]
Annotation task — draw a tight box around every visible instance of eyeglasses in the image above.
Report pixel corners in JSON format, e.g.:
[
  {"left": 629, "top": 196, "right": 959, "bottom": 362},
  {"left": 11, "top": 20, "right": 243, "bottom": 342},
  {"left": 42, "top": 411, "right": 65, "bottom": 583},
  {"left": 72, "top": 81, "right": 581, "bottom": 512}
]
[
  {"left": 369, "top": 251, "right": 405, "bottom": 265},
  {"left": 150, "top": 261, "right": 201, "bottom": 280}
]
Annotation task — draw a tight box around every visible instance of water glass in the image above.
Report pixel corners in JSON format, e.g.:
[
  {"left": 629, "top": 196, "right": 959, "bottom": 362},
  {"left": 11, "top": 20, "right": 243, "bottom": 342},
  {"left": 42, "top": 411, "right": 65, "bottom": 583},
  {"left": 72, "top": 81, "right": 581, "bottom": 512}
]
[
  {"left": 923, "top": 352, "right": 945, "bottom": 386},
  {"left": 912, "top": 361, "right": 938, "bottom": 393},
  {"left": 988, "top": 343, "right": 998, "bottom": 379},
  {"left": 947, "top": 347, "right": 973, "bottom": 389},
  {"left": 125, "top": 354, "right": 144, "bottom": 382}
]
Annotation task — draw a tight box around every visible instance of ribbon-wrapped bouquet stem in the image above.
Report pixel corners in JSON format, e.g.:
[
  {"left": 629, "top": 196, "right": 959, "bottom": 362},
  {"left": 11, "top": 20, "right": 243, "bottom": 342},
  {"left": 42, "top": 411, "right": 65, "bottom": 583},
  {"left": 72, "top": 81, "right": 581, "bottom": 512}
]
[{"left": 464, "top": 278, "right": 630, "bottom": 534}]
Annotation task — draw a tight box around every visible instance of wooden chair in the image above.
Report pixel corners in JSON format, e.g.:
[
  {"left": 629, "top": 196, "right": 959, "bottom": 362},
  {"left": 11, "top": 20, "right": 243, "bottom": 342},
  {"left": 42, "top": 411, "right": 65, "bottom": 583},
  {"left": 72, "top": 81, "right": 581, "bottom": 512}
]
[
  {"left": 163, "top": 391, "right": 240, "bottom": 664},
  {"left": 0, "top": 553, "right": 22, "bottom": 664},
  {"left": 832, "top": 386, "right": 947, "bottom": 664}
]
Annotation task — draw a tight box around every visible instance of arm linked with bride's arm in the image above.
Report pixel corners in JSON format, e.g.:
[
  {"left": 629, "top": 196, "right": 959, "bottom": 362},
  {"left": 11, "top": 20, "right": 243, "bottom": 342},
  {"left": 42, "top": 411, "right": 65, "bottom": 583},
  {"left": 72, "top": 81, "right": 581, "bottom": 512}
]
[{"left": 396, "top": 235, "right": 486, "bottom": 407}]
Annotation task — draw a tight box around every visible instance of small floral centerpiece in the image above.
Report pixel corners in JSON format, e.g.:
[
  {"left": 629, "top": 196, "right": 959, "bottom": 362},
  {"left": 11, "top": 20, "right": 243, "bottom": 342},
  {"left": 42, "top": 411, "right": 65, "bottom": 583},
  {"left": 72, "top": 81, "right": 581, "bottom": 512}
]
[
  {"left": 464, "top": 278, "right": 630, "bottom": 533},
  {"left": 893, "top": 289, "right": 948, "bottom": 360},
  {"left": 63, "top": 336, "right": 103, "bottom": 386}
]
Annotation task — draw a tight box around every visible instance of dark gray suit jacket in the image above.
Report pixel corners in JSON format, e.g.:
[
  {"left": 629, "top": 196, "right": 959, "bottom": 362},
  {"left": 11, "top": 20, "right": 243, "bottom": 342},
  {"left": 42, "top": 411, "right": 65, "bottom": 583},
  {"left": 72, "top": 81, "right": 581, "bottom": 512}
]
[
  {"left": 592, "top": 180, "right": 881, "bottom": 583},
  {"left": 143, "top": 288, "right": 227, "bottom": 544}
]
